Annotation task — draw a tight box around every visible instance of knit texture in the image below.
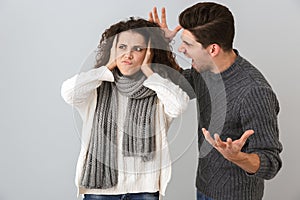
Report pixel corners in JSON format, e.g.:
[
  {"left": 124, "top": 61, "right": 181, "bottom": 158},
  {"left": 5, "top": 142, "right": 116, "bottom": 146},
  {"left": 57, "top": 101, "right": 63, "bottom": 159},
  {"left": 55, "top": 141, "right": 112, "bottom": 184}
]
[
  {"left": 183, "top": 51, "right": 283, "bottom": 200},
  {"left": 80, "top": 70, "right": 157, "bottom": 189}
]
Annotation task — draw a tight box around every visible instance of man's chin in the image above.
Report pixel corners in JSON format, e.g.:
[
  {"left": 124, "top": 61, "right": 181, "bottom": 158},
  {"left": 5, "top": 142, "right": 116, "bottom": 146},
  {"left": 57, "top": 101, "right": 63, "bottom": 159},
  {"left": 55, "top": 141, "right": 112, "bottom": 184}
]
[
  {"left": 192, "top": 62, "right": 212, "bottom": 73},
  {"left": 192, "top": 63, "right": 205, "bottom": 73}
]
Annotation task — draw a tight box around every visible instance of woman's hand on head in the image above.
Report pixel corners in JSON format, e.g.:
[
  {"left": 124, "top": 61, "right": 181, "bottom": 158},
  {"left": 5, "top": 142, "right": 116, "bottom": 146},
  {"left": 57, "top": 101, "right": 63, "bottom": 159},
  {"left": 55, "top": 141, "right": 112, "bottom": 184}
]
[
  {"left": 106, "top": 35, "right": 117, "bottom": 71},
  {"left": 141, "top": 40, "right": 154, "bottom": 77}
]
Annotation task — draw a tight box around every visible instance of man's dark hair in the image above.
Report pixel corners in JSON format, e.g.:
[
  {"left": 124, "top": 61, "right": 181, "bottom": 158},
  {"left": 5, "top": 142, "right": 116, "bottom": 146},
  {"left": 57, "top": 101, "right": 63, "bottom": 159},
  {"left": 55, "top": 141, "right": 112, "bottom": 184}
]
[{"left": 179, "top": 2, "right": 235, "bottom": 51}]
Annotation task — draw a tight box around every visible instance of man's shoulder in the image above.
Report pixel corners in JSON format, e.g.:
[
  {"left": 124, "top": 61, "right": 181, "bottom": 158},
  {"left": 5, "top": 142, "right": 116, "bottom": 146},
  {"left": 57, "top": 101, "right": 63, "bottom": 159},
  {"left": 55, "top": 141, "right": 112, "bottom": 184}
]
[
  {"left": 236, "top": 56, "right": 272, "bottom": 89},
  {"left": 226, "top": 56, "right": 277, "bottom": 102}
]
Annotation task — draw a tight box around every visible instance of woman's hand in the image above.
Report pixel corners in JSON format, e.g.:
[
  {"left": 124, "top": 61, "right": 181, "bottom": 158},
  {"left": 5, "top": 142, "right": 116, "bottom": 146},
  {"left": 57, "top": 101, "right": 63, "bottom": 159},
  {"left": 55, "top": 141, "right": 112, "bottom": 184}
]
[
  {"left": 149, "top": 7, "right": 182, "bottom": 41},
  {"left": 140, "top": 40, "right": 154, "bottom": 77},
  {"left": 106, "top": 36, "right": 117, "bottom": 70}
]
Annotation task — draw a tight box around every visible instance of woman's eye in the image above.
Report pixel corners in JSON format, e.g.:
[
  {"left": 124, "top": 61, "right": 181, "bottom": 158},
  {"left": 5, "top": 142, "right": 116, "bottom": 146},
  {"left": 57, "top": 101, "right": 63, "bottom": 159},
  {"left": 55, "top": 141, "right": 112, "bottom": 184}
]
[
  {"left": 135, "top": 47, "right": 143, "bottom": 52},
  {"left": 118, "top": 45, "right": 126, "bottom": 50}
]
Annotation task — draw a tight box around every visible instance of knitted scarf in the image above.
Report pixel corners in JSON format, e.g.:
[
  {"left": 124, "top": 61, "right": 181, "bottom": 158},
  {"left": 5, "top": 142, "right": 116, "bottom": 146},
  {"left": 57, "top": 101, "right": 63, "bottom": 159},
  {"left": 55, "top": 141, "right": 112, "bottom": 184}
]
[{"left": 80, "top": 70, "right": 157, "bottom": 189}]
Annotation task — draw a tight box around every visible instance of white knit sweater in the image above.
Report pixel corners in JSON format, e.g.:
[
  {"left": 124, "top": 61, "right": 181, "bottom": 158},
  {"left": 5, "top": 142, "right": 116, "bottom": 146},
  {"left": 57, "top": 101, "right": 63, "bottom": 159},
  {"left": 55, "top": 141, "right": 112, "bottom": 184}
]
[{"left": 61, "top": 66, "right": 189, "bottom": 197}]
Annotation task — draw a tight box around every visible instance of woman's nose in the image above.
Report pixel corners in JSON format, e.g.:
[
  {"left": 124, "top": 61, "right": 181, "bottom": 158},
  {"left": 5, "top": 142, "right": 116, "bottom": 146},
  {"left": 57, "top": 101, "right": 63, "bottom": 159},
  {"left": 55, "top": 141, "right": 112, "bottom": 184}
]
[{"left": 123, "top": 50, "right": 133, "bottom": 59}]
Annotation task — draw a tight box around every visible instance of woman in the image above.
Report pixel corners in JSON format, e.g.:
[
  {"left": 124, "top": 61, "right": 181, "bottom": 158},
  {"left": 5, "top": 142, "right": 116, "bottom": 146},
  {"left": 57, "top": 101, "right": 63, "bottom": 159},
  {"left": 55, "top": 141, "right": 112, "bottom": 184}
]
[{"left": 61, "top": 17, "right": 189, "bottom": 200}]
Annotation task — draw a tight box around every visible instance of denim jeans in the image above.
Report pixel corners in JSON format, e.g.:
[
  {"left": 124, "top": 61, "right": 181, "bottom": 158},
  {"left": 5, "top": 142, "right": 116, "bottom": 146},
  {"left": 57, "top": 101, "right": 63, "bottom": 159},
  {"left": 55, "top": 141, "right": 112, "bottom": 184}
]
[
  {"left": 83, "top": 192, "right": 159, "bottom": 200},
  {"left": 197, "top": 190, "right": 214, "bottom": 200}
]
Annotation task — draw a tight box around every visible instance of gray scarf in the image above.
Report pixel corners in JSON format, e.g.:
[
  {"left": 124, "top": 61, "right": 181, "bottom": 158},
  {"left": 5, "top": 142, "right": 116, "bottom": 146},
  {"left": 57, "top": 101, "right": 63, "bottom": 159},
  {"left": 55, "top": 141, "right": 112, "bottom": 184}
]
[{"left": 80, "top": 70, "right": 157, "bottom": 189}]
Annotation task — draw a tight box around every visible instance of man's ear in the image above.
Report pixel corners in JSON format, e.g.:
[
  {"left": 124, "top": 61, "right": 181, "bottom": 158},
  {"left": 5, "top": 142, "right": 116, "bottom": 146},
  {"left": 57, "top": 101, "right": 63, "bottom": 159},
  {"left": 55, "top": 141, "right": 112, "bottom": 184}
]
[{"left": 208, "top": 44, "right": 220, "bottom": 57}]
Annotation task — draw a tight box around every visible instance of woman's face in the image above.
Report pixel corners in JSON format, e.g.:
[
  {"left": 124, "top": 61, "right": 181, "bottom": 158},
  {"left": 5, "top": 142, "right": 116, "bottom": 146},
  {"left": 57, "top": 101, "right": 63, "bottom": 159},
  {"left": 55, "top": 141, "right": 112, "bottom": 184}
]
[{"left": 116, "top": 31, "right": 147, "bottom": 76}]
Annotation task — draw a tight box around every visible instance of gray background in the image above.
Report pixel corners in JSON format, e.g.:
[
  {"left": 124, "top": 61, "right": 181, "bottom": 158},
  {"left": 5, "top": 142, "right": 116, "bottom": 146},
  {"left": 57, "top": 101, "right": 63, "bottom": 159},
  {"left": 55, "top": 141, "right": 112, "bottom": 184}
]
[{"left": 1, "top": 0, "right": 299, "bottom": 199}]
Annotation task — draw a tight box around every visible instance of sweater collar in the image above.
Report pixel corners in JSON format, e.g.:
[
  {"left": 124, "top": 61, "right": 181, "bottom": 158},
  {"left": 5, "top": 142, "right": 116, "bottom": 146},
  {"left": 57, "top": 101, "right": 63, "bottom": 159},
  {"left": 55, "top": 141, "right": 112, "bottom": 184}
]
[
  {"left": 219, "top": 49, "right": 243, "bottom": 80},
  {"left": 192, "top": 49, "right": 243, "bottom": 81},
  {"left": 201, "top": 49, "right": 242, "bottom": 81}
]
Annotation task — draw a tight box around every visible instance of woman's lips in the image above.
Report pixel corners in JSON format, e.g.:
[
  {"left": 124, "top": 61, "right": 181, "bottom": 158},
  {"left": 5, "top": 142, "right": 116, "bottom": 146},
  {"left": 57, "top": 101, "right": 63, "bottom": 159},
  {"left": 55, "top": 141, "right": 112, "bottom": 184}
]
[{"left": 122, "top": 60, "right": 132, "bottom": 65}]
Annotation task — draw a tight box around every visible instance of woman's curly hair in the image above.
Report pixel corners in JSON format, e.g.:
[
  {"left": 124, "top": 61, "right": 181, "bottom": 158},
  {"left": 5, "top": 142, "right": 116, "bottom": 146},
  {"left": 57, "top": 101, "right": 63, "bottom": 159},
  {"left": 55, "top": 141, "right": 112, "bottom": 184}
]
[{"left": 95, "top": 17, "right": 181, "bottom": 72}]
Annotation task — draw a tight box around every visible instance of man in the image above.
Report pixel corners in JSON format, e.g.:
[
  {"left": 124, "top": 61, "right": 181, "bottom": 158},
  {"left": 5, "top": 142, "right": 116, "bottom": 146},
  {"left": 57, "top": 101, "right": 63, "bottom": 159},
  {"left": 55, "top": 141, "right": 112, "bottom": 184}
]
[{"left": 149, "top": 2, "right": 283, "bottom": 200}]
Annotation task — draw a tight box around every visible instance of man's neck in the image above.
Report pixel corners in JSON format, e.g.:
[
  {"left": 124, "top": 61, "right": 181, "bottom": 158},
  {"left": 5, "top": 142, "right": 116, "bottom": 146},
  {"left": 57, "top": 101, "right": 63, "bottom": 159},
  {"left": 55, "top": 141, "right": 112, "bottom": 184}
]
[{"left": 211, "top": 49, "right": 237, "bottom": 74}]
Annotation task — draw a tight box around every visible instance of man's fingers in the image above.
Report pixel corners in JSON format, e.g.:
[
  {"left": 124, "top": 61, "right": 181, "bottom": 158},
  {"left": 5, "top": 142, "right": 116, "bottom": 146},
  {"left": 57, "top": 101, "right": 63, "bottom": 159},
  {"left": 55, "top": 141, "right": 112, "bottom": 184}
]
[
  {"left": 161, "top": 7, "right": 167, "bottom": 26},
  {"left": 149, "top": 12, "right": 154, "bottom": 22},
  {"left": 214, "top": 134, "right": 226, "bottom": 148},
  {"left": 153, "top": 7, "right": 160, "bottom": 24},
  {"left": 202, "top": 128, "right": 215, "bottom": 146},
  {"left": 173, "top": 25, "right": 182, "bottom": 33},
  {"left": 240, "top": 130, "right": 254, "bottom": 142},
  {"left": 226, "top": 137, "right": 233, "bottom": 149}
]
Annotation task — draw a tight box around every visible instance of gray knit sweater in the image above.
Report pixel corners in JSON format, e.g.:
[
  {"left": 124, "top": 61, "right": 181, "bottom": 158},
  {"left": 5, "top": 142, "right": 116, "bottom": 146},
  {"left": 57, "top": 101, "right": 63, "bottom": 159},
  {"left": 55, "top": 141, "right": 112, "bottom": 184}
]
[{"left": 183, "top": 51, "right": 283, "bottom": 200}]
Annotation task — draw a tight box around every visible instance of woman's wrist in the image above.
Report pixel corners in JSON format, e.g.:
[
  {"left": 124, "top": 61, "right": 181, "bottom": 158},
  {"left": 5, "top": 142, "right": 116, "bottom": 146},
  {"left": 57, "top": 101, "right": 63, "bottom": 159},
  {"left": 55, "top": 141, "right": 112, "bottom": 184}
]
[{"left": 141, "top": 65, "right": 154, "bottom": 77}]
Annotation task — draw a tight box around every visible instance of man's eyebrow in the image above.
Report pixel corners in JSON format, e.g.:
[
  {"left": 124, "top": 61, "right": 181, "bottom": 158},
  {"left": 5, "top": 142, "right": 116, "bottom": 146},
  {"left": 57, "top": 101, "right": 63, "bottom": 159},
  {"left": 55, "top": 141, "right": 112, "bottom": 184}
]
[
  {"left": 183, "top": 39, "right": 192, "bottom": 46},
  {"left": 181, "top": 36, "right": 192, "bottom": 45}
]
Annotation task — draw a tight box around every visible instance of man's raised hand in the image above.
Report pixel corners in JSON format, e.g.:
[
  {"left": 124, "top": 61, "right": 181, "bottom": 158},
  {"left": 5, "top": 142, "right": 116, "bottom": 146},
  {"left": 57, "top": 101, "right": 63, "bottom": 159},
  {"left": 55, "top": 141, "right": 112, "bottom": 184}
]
[{"left": 149, "top": 7, "right": 181, "bottom": 41}]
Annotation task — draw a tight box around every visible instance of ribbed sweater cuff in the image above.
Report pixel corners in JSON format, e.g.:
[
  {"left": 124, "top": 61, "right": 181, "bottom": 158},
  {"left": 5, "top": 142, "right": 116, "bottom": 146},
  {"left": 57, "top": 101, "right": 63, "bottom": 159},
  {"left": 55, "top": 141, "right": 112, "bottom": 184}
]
[{"left": 246, "top": 152, "right": 268, "bottom": 178}]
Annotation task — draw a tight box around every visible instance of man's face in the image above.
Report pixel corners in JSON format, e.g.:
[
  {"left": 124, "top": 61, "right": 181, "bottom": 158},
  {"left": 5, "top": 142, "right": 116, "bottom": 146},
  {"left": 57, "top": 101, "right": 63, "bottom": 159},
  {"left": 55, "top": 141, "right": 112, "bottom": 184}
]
[{"left": 178, "top": 29, "right": 214, "bottom": 72}]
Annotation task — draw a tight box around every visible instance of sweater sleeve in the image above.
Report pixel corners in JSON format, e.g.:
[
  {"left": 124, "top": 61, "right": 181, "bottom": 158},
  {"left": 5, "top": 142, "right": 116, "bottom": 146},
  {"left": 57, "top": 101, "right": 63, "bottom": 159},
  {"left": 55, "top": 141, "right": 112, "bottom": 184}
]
[
  {"left": 143, "top": 73, "right": 190, "bottom": 118},
  {"left": 61, "top": 66, "right": 114, "bottom": 107},
  {"left": 240, "top": 86, "right": 283, "bottom": 180}
]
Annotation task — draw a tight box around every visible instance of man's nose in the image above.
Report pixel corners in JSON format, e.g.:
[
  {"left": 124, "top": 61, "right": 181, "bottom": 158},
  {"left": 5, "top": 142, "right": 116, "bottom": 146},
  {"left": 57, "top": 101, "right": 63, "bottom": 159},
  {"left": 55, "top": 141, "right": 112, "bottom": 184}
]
[{"left": 178, "top": 44, "right": 186, "bottom": 54}]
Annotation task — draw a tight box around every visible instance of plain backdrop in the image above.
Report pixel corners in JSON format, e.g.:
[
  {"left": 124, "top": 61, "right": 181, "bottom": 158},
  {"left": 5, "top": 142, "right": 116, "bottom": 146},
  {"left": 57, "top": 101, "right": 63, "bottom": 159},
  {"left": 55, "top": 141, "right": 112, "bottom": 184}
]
[{"left": 1, "top": 0, "right": 300, "bottom": 200}]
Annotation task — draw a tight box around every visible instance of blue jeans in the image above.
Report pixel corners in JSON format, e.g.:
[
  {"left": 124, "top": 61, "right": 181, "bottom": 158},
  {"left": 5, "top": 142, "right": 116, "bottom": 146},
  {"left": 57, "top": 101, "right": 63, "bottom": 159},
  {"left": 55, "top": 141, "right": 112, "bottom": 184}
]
[
  {"left": 83, "top": 192, "right": 159, "bottom": 200},
  {"left": 197, "top": 190, "right": 214, "bottom": 200}
]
